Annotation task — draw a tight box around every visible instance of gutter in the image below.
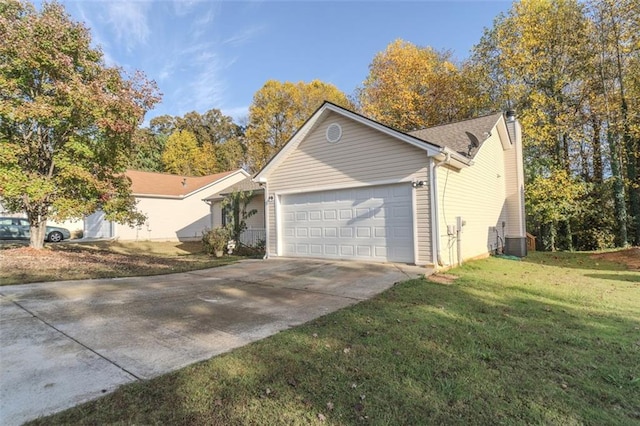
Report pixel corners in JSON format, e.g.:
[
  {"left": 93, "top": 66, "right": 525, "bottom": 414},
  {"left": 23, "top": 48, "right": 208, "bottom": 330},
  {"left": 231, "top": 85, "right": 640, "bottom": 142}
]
[{"left": 432, "top": 147, "right": 473, "bottom": 169}]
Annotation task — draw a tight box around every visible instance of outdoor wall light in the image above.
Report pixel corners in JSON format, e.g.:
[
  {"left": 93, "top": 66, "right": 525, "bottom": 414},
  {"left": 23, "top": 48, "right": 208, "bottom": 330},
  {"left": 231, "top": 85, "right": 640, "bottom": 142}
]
[
  {"left": 411, "top": 181, "right": 427, "bottom": 188},
  {"left": 268, "top": 195, "right": 274, "bottom": 202}
]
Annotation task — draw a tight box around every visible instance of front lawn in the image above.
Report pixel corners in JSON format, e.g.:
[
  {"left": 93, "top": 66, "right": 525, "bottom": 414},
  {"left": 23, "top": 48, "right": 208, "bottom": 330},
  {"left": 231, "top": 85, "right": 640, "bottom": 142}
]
[
  {"left": 30, "top": 251, "right": 640, "bottom": 425},
  {"left": 0, "top": 241, "right": 242, "bottom": 285}
]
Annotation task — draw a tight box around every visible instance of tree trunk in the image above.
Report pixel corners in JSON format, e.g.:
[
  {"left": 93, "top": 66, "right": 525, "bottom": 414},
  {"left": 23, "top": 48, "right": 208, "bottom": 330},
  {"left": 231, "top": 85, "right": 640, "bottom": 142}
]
[
  {"left": 564, "top": 220, "right": 573, "bottom": 251},
  {"left": 592, "top": 116, "right": 603, "bottom": 184},
  {"left": 29, "top": 217, "right": 47, "bottom": 249},
  {"left": 626, "top": 137, "right": 640, "bottom": 245},
  {"left": 609, "top": 131, "right": 628, "bottom": 246}
]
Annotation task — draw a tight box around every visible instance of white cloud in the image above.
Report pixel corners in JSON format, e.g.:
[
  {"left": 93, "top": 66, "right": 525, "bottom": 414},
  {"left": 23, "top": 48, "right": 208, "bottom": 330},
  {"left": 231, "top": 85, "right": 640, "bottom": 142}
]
[
  {"left": 105, "top": 2, "right": 151, "bottom": 51},
  {"left": 172, "top": 0, "right": 199, "bottom": 16},
  {"left": 222, "top": 25, "right": 264, "bottom": 47}
]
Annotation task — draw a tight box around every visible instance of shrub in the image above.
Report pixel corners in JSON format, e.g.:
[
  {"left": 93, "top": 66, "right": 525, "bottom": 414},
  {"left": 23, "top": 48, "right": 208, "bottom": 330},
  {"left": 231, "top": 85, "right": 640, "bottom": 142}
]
[{"left": 202, "top": 227, "right": 230, "bottom": 256}]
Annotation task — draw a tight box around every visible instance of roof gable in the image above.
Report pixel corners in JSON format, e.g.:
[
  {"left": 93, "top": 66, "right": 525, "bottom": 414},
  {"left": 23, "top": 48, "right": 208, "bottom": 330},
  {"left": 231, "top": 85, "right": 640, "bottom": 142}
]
[
  {"left": 255, "top": 102, "right": 451, "bottom": 180},
  {"left": 126, "top": 169, "right": 248, "bottom": 198}
]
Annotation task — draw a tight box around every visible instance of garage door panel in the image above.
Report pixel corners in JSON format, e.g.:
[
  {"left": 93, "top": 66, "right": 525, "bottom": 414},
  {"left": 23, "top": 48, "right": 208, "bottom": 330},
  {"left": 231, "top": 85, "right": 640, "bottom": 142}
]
[
  {"left": 340, "top": 245, "right": 354, "bottom": 256},
  {"left": 356, "top": 227, "right": 371, "bottom": 238},
  {"left": 340, "top": 228, "right": 353, "bottom": 238},
  {"left": 357, "top": 246, "right": 372, "bottom": 256},
  {"left": 339, "top": 209, "right": 352, "bottom": 220},
  {"left": 309, "top": 211, "right": 322, "bottom": 221},
  {"left": 281, "top": 184, "right": 414, "bottom": 263},
  {"left": 325, "top": 244, "right": 338, "bottom": 255}
]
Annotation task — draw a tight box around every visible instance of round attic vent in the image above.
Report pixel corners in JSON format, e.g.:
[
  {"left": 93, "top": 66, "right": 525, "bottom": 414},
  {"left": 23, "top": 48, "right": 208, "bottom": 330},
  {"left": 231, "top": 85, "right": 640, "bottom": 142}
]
[{"left": 326, "top": 123, "right": 342, "bottom": 143}]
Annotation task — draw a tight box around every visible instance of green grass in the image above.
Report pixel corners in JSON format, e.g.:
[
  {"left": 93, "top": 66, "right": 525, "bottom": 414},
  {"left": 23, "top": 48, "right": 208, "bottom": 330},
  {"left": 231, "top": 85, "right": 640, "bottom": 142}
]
[{"left": 30, "top": 252, "right": 640, "bottom": 425}]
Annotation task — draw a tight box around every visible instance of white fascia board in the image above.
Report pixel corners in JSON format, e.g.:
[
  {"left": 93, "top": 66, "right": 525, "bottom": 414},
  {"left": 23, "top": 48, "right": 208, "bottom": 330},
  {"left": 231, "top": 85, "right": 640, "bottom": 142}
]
[
  {"left": 134, "top": 194, "right": 183, "bottom": 200},
  {"left": 494, "top": 115, "right": 512, "bottom": 151},
  {"left": 200, "top": 169, "right": 252, "bottom": 201},
  {"left": 194, "top": 169, "right": 249, "bottom": 197}
]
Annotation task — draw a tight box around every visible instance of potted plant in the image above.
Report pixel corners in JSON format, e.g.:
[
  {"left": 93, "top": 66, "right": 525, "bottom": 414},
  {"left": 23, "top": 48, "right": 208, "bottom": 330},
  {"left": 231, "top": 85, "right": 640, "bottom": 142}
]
[{"left": 202, "top": 227, "right": 230, "bottom": 257}]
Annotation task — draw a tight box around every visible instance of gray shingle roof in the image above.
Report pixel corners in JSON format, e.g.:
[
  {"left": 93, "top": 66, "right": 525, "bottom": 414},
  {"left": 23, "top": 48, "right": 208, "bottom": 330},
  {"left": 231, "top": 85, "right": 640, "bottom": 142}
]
[
  {"left": 221, "top": 178, "right": 263, "bottom": 195},
  {"left": 204, "top": 177, "right": 263, "bottom": 201},
  {"left": 409, "top": 112, "right": 504, "bottom": 159}
]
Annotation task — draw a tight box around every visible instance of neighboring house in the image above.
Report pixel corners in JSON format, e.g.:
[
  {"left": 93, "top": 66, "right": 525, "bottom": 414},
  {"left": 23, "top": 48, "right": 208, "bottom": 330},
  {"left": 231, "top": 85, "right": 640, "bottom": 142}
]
[
  {"left": 204, "top": 178, "right": 266, "bottom": 246},
  {"left": 85, "top": 169, "right": 249, "bottom": 241},
  {"left": 254, "top": 102, "right": 526, "bottom": 268}
]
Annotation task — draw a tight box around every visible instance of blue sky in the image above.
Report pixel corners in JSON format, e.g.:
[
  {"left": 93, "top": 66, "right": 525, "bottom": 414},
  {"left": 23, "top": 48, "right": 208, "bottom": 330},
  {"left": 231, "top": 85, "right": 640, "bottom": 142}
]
[{"left": 53, "top": 1, "right": 512, "bottom": 123}]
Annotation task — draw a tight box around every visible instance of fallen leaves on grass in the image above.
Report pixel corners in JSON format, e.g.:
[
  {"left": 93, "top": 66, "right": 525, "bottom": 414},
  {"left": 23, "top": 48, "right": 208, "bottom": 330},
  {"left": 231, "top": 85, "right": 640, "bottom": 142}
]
[{"left": 0, "top": 245, "right": 229, "bottom": 285}]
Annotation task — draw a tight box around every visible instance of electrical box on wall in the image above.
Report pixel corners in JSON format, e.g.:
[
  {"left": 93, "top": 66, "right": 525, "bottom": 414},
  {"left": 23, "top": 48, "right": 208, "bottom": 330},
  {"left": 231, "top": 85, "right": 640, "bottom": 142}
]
[{"left": 447, "top": 225, "right": 455, "bottom": 235}]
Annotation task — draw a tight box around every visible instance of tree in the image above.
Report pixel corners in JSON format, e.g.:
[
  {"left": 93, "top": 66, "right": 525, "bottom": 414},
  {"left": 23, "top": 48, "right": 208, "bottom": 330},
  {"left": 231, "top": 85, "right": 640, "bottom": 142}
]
[
  {"left": 175, "top": 109, "right": 245, "bottom": 174},
  {"left": 526, "top": 169, "right": 588, "bottom": 251},
  {"left": 245, "top": 79, "right": 352, "bottom": 171},
  {"left": 470, "top": 0, "right": 609, "bottom": 249},
  {"left": 588, "top": 0, "right": 640, "bottom": 245},
  {"left": 221, "top": 190, "right": 257, "bottom": 244},
  {"left": 161, "top": 130, "right": 205, "bottom": 176},
  {"left": 142, "top": 108, "right": 246, "bottom": 174},
  {"left": 0, "top": 0, "right": 160, "bottom": 249},
  {"left": 357, "top": 39, "right": 490, "bottom": 132},
  {"left": 129, "top": 127, "right": 166, "bottom": 172}
]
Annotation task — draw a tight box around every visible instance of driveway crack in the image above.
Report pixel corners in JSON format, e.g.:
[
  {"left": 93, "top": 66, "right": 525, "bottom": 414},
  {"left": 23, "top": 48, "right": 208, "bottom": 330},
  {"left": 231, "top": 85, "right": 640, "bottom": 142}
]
[{"left": 5, "top": 297, "right": 141, "bottom": 381}]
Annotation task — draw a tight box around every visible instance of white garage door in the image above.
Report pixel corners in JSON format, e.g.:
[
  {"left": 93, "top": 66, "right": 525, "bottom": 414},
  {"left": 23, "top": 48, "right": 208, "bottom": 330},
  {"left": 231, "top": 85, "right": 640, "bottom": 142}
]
[
  {"left": 281, "top": 184, "right": 414, "bottom": 263},
  {"left": 84, "top": 210, "right": 113, "bottom": 239}
]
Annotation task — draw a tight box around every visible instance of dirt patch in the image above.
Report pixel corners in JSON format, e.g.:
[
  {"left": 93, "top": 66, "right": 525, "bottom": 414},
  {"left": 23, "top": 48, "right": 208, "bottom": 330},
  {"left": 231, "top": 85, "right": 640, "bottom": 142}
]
[
  {"left": 427, "top": 273, "right": 459, "bottom": 285},
  {"left": 590, "top": 247, "right": 640, "bottom": 271}
]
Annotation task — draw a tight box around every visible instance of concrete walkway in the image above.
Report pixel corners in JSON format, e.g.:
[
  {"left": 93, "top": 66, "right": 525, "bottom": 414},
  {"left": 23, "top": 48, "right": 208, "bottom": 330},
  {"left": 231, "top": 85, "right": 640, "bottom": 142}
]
[{"left": 0, "top": 258, "right": 427, "bottom": 425}]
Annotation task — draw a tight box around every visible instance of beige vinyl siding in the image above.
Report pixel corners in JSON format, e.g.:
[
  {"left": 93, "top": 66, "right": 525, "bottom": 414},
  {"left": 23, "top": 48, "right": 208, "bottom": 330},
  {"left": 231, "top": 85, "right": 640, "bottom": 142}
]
[
  {"left": 267, "top": 200, "right": 276, "bottom": 254},
  {"left": 266, "top": 111, "right": 432, "bottom": 264},
  {"left": 244, "top": 195, "right": 265, "bottom": 230},
  {"left": 269, "top": 112, "right": 430, "bottom": 190},
  {"left": 503, "top": 121, "right": 526, "bottom": 238},
  {"left": 414, "top": 186, "right": 431, "bottom": 264},
  {"left": 436, "top": 130, "right": 508, "bottom": 265},
  {"left": 211, "top": 200, "right": 223, "bottom": 229}
]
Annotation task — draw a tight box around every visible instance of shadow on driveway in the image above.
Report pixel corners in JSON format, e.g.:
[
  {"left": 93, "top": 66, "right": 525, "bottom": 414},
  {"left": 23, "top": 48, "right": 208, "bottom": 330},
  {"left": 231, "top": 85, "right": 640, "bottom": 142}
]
[{"left": 0, "top": 257, "right": 427, "bottom": 425}]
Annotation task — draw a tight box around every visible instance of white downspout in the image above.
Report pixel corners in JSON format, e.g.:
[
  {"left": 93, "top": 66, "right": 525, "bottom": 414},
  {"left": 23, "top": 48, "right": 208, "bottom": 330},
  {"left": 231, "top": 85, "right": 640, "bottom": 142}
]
[
  {"left": 430, "top": 152, "right": 451, "bottom": 268},
  {"left": 263, "top": 182, "right": 269, "bottom": 260}
]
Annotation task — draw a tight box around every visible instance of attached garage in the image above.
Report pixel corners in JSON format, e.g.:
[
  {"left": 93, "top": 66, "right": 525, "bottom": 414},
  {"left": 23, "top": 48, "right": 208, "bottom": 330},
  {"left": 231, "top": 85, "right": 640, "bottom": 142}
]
[
  {"left": 280, "top": 184, "right": 414, "bottom": 263},
  {"left": 255, "top": 102, "right": 526, "bottom": 268}
]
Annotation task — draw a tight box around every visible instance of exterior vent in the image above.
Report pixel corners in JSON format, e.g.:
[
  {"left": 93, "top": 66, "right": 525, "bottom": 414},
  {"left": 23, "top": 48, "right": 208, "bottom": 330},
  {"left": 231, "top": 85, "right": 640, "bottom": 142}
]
[{"left": 326, "top": 123, "right": 342, "bottom": 143}]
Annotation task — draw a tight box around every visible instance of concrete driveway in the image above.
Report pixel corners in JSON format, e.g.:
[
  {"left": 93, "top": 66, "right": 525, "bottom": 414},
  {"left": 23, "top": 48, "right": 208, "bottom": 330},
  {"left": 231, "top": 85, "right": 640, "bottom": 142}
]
[{"left": 0, "top": 258, "right": 426, "bottom": 425}]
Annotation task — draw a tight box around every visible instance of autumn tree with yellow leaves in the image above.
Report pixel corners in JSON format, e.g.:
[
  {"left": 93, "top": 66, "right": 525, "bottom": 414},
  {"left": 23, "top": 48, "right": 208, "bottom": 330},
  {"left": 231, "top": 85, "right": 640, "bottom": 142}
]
[
  {"left": 472, "top": 0, "right": 640, "bottom": 249},
  {"left": 357, "top": 39, "right": 490, "bottom": 132},
  {"left": 244, "top": 80, "right": 352, "bottom": 171}
]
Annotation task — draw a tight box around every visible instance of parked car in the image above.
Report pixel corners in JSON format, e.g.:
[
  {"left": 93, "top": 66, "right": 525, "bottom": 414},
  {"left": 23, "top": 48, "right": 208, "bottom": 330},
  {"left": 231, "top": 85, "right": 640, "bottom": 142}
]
[{"left": 0, "top": 217, "right": 71, "bottom": 242}]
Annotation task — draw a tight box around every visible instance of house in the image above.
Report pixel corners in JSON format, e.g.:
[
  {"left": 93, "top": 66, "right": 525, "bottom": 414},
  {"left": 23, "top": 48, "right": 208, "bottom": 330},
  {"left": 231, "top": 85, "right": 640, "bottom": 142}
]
[
  {"left": 204, "top": 177, "right": 266, "bottom": 246},
  {"left": 84, "top": 169, "right": 249, "bottom": 241},
  {"left": 253, "top": 102, "right": 526, "bottom": 268}
]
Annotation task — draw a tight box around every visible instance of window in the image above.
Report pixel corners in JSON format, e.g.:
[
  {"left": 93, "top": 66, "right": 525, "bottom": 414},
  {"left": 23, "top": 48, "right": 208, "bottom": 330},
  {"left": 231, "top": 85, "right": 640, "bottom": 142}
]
[{"left": 221, "top": 206, "right": 228, "bottom": 227}]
